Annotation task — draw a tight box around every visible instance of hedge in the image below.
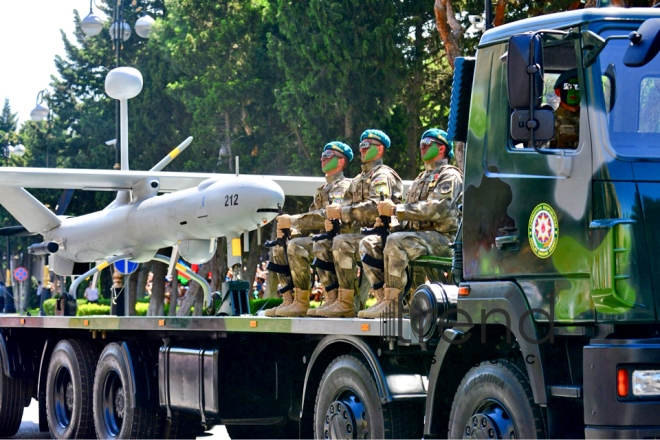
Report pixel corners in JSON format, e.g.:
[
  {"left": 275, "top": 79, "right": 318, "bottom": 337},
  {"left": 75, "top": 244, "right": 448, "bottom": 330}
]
[{"left": 33, "top": 296, "right": 376, "bottom": 317}]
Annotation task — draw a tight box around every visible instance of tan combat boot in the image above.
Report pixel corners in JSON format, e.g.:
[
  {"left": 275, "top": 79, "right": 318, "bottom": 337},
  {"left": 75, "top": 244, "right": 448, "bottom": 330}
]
[
  {"left": 361, "top": 287, "right": 402, "bottom": 319},
  {"left": 316, "top": 288, "right": 355, "bottom": 318},
  {"left": 265, "top": 290, "right": 293, "bottom": 317},
  {"left": 358, "top": 287, "right": 384, "bottom": 319},
  {"left": 307, "top": 288, "right": 338, "bottom": 316},
  {"left": 276, "top": 288, "right": 310, "bottom": 317}
]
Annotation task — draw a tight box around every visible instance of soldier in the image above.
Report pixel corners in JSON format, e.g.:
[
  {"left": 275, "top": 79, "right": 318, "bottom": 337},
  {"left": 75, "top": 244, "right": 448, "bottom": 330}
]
[
  {"left": 313, "top": 129, "right": 403, "bottom": 318},
  {"left": 359, "top": 128, "right": 463, "bottom": 318},
  {"left": 265, "top": 142, "right": 353, "bottom": 317},
  {"left": 550, "top": 68, "right": 580, "bottom": 150}
]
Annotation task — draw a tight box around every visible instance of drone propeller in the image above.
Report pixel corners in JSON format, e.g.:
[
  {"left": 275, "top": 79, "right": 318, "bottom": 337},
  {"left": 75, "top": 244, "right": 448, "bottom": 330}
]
[{"left": 55, "top": 189, "right": 75, "bottom": 216}]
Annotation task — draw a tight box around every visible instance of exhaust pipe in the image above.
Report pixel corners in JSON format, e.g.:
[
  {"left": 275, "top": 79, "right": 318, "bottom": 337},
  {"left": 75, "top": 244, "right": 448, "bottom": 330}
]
[{"left": 28, "top": 242, "right": 59, "bottom": 256}]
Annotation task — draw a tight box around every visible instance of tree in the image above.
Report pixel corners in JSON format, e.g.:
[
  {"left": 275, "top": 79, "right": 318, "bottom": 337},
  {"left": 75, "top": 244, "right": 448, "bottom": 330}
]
[{"left": 0, "top": 99, "right": 18, "bottom": 133}]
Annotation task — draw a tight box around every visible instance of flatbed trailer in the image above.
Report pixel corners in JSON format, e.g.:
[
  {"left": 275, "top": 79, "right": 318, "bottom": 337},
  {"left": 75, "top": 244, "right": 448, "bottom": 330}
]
[{"left": 0, "top": 312, "right": 432, "bottom": 439}]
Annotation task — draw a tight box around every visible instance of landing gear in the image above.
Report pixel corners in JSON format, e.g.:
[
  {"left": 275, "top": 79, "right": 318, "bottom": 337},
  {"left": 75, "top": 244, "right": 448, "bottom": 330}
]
[
  {"left": 45, "top": 340, "right": 99, "bottom": 439},
  {"left": 448, "top": 360, "right": 546, "bottom": 439}
]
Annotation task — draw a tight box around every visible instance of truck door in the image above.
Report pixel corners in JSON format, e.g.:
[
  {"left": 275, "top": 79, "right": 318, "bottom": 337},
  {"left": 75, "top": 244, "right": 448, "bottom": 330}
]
[{"left": 462, "top": 34, "right": 595, "bottom": 322}]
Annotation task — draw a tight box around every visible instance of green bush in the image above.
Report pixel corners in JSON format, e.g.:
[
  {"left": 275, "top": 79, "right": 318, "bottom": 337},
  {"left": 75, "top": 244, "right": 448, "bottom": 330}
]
[
  {"left": 135, "top": 302, "right": 149, "bottom": 316},
  {"left": 77, "top": 303, "right": 111, "bottom": 316},
  {"left": 43, "top": 298, "right": 57, "bottom": 316},
  {"left": 249, "top": 298, "right": 282, "bottom": 314}
]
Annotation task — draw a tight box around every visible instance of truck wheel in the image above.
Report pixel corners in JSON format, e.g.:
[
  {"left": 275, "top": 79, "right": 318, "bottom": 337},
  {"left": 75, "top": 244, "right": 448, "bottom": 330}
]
[
  {"left": 313, "top": 354, "right": 422, "bottom": 439},
  {"left": 448, "top": 359, "right": 546, "bottom": 439},
  {"left": 0, "top": 367, "right": 25, "bottom": 437},
  {"left": 45, "top": 339, "right": 99, "bottom": 439},
  {"left": 93, "top": 343, "right": 160, "bottom": 439}
]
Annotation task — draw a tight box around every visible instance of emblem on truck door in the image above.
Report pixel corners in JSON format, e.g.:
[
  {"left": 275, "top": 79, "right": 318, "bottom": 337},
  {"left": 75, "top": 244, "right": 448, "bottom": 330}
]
[{"left": 528, "top": 203, "right": 559, "bottom": 258}]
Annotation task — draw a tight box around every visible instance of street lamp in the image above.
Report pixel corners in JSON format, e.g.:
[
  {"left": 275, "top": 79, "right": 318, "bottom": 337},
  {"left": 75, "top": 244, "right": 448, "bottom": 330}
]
[
  {"left": 81, "top": 0, "right": 154, "bottom": 170},
  {"left": 30, "top": 89, "right": 53, "bottom": 167}
]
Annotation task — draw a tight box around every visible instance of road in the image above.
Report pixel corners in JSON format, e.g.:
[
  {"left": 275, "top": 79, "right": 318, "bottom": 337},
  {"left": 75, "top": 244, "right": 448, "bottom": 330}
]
[{"left": 11, "top": 398, "right": 231, "bottom": 439}]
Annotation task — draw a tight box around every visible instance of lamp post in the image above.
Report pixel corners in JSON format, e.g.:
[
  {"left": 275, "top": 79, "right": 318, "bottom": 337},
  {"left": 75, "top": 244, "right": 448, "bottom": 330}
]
[
  {"left": 81, "top": 0, "right": 154, "bottom": 170},
  {"left": 1, "top": 143, "right": 24, "bottom": 312},
  {"left": 30, "top": 89, "right": 52, "bottom": 167}
]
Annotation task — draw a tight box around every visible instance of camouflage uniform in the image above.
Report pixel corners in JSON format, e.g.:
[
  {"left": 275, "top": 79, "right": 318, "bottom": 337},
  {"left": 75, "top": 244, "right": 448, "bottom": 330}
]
[
  {"left": 270, "top": 172, "right": 350, "bottom": 291},
  {"left": 359, "top": 159, "right": 463, "bottom": 292},
  {"left": 550, "top": 106, "right": 579, "bottom": 150},
  {"left": 313, "top": 158, "right": 402, "bottom": 310}
]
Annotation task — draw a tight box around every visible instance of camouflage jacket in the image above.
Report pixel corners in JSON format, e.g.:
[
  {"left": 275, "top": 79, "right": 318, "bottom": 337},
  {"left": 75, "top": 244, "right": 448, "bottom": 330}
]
[
  {"left": 549, "top": 105, "right": 579, "bottom": 150},
  {"left": 395, "top": 159, "right": 463, "bottom": 236},
  {"left": 340, "top": 158, "right": 403, "bottom": 230},
  {"left": 289, "top": 172, "right": 351, "bottom": 234}
]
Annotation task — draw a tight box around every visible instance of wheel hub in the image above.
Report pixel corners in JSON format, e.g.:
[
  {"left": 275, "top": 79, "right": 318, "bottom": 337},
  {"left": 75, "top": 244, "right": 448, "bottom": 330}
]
[
  {"left": 465, "top": 400, "right": 515, "bottom": 439},
  {"left": 324, "top": 394, "right": 368, "bottom": 439},
  {"left": 65, "top": 382, "right": 74, "bottom": 411},
  {"left": 115, "top": 387, "right": 125, "bottom": 419}
]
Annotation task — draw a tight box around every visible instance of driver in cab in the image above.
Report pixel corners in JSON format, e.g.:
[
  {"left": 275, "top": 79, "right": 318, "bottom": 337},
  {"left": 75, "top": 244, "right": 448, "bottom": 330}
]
[{"left": 550, "top": 68, "right": 580, "bottom": 150}]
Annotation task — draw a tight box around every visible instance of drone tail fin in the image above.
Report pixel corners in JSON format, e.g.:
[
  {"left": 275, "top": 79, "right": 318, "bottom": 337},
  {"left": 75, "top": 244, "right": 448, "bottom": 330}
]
[{"left": 0, "top": 187, "right": 62, "bottom": 234}]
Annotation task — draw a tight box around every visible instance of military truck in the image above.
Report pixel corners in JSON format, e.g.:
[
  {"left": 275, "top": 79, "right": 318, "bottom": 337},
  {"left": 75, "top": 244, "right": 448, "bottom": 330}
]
[{"left": 2, "top": 6, "right": 660, "bottom": 440}]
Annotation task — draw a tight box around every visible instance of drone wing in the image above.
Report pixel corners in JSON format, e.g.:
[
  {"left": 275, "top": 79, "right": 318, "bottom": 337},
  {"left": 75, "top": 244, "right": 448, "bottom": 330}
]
[{"left": 0, "top": 167, "right": 328, "bottom": 196}]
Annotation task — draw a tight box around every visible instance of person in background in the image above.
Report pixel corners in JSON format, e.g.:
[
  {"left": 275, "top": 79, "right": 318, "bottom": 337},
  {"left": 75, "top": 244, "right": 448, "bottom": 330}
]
[{"left": 84, "top": 282, "right": 99, "bottom": 304}]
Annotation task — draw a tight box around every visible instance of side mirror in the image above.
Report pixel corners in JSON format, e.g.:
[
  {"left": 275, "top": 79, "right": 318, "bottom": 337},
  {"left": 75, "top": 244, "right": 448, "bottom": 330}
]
[
  {"left": 624, "top": 18, "right": 660, "bottom": 67},
  {"left": 507, "top": 33, "right": 544, "bottom": 109}
]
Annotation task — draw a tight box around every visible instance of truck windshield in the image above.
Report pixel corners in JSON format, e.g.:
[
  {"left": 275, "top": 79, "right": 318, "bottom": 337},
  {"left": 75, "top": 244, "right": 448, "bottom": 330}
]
[{"left": 598, "top": 29, "right": 660, "bottom": 158}]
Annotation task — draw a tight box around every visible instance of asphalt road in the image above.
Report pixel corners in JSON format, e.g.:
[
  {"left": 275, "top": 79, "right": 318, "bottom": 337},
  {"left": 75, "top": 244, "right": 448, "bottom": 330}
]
[{"left": 10, "top": 399, "right": 230, "bottom": 439}]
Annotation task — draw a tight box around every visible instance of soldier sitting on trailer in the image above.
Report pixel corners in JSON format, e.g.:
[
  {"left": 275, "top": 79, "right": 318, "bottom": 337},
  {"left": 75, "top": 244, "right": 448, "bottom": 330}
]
[
  {"left": 266, "top": 142, "right": 353, "bottom": 317},
  {"left": 359, "top": 128, "right": 463, "bottom": 319},
  {"left": 313, "top": 129, "right": 403, "bottom": 318}
]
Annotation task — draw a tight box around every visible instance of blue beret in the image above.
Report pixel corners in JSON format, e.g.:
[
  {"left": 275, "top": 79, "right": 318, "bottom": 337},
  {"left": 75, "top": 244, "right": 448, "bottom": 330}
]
[
  {"left": 360, "top": 129, "right": 391, "bottom": 149},
  {"left": 422, "top": 128, "right": 454, "bottom": 160},
  {"left": 324, "top": 141, "right": 354, "bottom": 162}
]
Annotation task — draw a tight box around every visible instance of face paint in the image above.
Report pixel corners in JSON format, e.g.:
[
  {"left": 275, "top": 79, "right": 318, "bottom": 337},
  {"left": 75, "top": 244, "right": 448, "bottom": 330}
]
[
  {"left": 322, "top": 156, "right": 339, "bottom": 173},
  {"left": 422, "top": 144, "right": 440, "bottom": 162},
  {"left": 362, "top": 145, "right": 379, "bottom": 162},
  {"left": 561, "top": 78, "right": 580, "bottom": 106}
]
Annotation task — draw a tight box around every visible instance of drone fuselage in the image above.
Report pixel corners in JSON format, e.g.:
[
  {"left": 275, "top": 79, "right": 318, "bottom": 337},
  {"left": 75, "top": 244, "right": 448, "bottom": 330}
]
[{"left": 43, "top": 175, "right": 283, "bottom": 273}]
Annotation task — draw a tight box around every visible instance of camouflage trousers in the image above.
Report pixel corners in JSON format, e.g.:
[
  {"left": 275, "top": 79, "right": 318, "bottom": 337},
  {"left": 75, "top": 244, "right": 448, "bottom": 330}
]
[
  {"left": 270, "top": 236, "right": 314, "bottom": 290},
  {"left": 312, "top": 234, "right": 370, "bottom": 310},
  {"left": 359, "top": 231, "right": 452, "bottom": 291}
]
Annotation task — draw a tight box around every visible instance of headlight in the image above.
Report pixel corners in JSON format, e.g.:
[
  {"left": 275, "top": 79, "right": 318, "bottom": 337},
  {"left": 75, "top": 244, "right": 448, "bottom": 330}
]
[
  {"left": 410, "top": 283, "right": 457, "bottom": 343},
  {"left": 633, "top": 370, "right": 660, "bottom": 397}
]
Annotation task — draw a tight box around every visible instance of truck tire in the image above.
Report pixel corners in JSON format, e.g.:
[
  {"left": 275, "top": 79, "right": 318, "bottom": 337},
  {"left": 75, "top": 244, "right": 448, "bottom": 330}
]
[
  {"left": 448, "top": 359, "right": 546, "bottom": 439},
  {"left": 0, "top": 367, "right": 25, "bottom": 437},
  {"left": 313, "top": 354, "right": 422, "bottom": 439},
  {"left": 93, "top": 343, "right": 160, "bottom": 439},
  {"left": 45, "top": 339, "right": 100, "bottom": 439}
]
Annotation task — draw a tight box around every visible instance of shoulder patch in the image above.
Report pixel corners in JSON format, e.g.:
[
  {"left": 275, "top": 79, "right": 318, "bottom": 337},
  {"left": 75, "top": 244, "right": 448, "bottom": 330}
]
[
  {"left": 374, "top": 184, "right": 389, "bottom": 197},
  {"left": 440, "top": 181, "right": 453, "bottom": 194}
]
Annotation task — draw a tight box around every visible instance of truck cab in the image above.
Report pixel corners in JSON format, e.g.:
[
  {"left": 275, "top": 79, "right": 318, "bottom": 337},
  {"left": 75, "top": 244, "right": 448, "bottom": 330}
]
[{"left": 424, "top": 8, "right": 660, "bottom": 439}]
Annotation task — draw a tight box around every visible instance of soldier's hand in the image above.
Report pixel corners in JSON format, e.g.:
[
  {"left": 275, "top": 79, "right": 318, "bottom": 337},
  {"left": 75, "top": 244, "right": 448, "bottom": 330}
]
[
  {"left": 276, "top": 228, "right": 285, "bottom": 239},
  {"left": 325, "top": 218, "right": 334, "bottom": 232},
  {"left": 374, "top": 217, "right": 384, "bottom": 228},
  {"left": 277, "top": 214, "right": 291, "bottom": 230},
  {"left": 378, "top": 199, "right": 396, "bottom": 216},
  {"left": 326, "top": 204, "right": 341, "bottom": 219}
]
